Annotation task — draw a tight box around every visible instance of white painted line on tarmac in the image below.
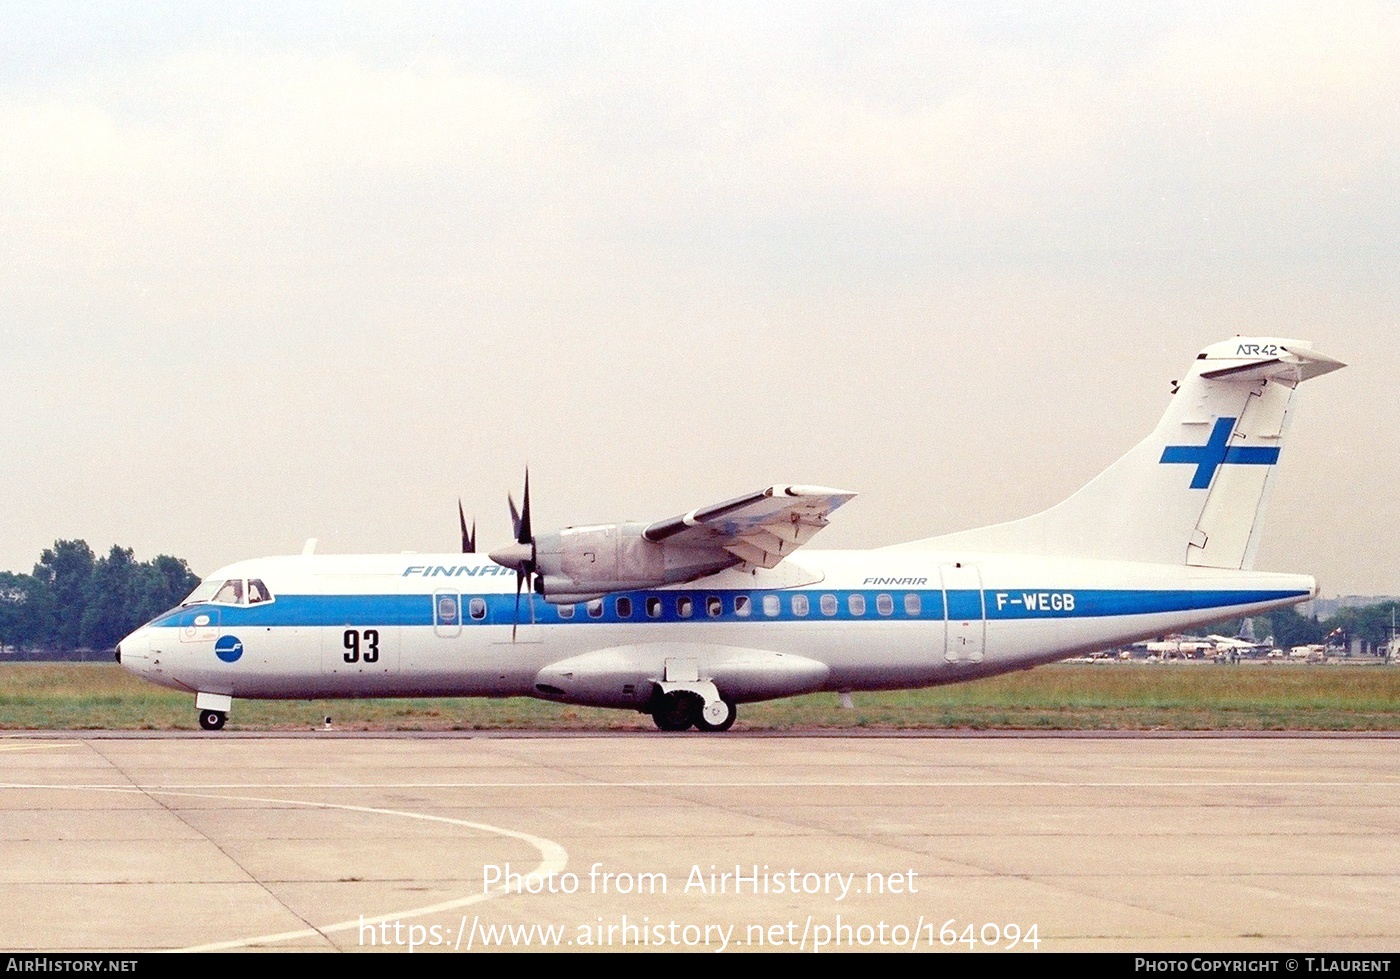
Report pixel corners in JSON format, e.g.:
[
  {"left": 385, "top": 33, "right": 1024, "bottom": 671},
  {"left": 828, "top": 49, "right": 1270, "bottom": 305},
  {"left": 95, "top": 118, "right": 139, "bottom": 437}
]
[
  {"left": 2, "top": 778, "right": 1398, "bottom": 790},
  {"left": 0, "top": 743, "right": 84, "bottom": 752},
  {"left": 0, "top": 783, "right": 568, "bottom": 953},
  {"left": 164, "top": 788, "right": 569, "bottom": 952}
]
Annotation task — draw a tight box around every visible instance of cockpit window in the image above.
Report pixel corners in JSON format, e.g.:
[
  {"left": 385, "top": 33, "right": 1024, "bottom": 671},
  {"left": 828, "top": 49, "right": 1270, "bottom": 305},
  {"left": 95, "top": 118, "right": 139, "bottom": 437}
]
[
  {"left": 182, "top": 578, "right": 221, "bottom": 606},
  {"left": 212, "top": 579, "right": 244, "bottom": 605},
  {"left": 199, "top": 578, "right": 276, "bottom": 607}
]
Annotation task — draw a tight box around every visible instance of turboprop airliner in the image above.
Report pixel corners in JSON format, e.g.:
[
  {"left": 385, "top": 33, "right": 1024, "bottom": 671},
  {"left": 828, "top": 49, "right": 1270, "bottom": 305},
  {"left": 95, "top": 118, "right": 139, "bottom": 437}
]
[{"left": 117, "top": 337, "right": 1343, "bottom": 732}]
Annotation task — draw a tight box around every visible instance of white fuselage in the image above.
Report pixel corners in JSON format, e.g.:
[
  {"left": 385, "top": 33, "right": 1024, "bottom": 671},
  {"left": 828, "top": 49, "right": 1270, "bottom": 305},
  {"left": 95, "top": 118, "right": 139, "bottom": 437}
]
[{"left": 117, "top": 549, "right": 1314, "bottom": 707}]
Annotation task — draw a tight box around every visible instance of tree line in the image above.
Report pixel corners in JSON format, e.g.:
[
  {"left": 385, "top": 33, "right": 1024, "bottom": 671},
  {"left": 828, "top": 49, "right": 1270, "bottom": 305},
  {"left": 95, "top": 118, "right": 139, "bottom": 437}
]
[
  {"left": 1263, "top": 603, "right": 1400, "bottom": 652},
  {"left": 0, "top": 540, "right": 200, "bottom": 653}
]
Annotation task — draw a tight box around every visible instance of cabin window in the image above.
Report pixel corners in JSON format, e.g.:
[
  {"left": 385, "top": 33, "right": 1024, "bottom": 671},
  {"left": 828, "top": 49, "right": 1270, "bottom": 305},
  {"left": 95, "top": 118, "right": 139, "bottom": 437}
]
[
  {"left": 820, "top": 594, "right": 837, "bottom": 616},
  {"left": 587, "top": 599, "right": 604, "bottom": 619},
  {"left": 557, "top": 604, "right": 575, "bottom": 619},
  {"left": 616, "top": 597, "right": 632, "bottom": 618},
  {"left": 706, "top": 596, "right": 722, "bottom": 618},
  {"left": 876, "top": 594, "right": 894, "bottom": 616},
  {"left": 762, "top": 594, "right": 780, "bottom": 617},
  {"left": 436, "top": 595, "right": 459, "bottom": 624},
  {"left": 678, "top": 596, "right": 694, "bottom": 618},
  {"left": 734, "top": 595, "right": 751, "bottom": 617},
  {"left": 468, "top": 597, "right": 486, "bottom": 620},
  {"left": 848, "top": 594, "right": 866, "bottom": 616},
  {"left": 248, "top": 579, "right": 273, "bottom": 604},
  {"left": 904, "top": 593, "right": 921, "bottom": 616},
  {"left": 792, "top": 594, "right": 809, "bottom": 617},
  {"left": 646, "top": 597, "right": 662, "bottom": 618}
]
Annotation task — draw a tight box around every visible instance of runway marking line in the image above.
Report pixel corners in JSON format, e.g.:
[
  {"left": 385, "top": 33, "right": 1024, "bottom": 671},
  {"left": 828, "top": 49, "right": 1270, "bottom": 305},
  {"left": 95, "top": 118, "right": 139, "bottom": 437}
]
[
  {"left": 1, "top": 779, "right": 1396, "bottom": 790},
  {"left": 0, "top": 782, "right": 568, "bottom": 953},
  {"left": 0, "top": 743, "right": 84, "bottom": 753}
]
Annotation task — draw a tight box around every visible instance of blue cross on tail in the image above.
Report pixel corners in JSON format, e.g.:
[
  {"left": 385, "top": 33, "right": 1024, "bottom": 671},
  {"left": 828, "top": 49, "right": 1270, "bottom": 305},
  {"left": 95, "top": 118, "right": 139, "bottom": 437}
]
[{"left": 1159, "top": 417, "right": 1280, "bottom": 489}]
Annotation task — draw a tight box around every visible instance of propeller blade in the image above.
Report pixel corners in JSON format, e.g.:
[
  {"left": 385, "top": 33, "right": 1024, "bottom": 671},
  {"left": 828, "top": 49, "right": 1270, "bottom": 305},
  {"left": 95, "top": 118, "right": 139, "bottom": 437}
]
[
  {"left": 513, "top": 571, "right": 524, "bottom": 642},
  {"left": 504, "top": 468, "right": 535, "bottom": 642},
  {"left": 459, "top": 500, "right": 475, "bottom": 554}
]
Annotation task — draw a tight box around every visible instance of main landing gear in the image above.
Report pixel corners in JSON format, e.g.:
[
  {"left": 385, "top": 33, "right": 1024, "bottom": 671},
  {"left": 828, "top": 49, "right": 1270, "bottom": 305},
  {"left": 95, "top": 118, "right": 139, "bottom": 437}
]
[
  {"left": 650, "top": 690, "right": 737, "bottom": 733},
  {"left": 198, "top": 709, "right": 227, "bottom": 731}
]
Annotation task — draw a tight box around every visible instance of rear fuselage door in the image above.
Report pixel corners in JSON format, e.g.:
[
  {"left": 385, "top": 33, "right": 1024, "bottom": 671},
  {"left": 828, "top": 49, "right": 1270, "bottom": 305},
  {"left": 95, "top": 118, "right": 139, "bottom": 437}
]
[{"left": 940, "top": 563, "right": 985, "bottom": 664}]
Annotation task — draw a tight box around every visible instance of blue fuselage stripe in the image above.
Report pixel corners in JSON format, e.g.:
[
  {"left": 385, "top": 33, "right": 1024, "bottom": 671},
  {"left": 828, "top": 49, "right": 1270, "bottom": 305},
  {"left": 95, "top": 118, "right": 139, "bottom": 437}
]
[{"left": 147, "top": 588, "right": 1310, "bottom": 630}]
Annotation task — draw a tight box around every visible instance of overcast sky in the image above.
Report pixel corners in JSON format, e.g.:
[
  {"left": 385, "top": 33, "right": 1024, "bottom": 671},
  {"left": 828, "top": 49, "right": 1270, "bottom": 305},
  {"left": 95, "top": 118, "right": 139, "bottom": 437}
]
[{"left": 2, "top": 1, "right": 1395, "bottom": 596}]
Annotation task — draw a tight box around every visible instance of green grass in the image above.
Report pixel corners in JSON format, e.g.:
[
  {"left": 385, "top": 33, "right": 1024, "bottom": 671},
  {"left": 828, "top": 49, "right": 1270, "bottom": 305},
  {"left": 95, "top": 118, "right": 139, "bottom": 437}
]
[{"left": 1, "top": 662, "right": 1397, "bottom": 731}]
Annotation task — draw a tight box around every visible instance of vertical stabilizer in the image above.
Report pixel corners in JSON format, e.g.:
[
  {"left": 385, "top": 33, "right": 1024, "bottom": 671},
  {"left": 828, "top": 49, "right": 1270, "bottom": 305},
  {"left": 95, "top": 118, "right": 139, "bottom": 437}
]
[{"left": 899, "top": 338, "right": 1343, "bottom": 568}]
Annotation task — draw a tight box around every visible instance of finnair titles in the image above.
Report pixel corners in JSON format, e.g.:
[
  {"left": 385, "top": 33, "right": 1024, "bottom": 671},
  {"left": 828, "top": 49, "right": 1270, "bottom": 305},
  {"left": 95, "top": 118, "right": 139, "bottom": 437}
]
[{"left": 117, "top": 337, "right": 1344, "bottom": 732}]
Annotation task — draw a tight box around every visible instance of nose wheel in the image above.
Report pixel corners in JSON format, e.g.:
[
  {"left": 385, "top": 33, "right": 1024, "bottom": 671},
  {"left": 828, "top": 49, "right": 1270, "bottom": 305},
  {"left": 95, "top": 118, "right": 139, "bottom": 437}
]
[{"left": 198, "top": 709, "right": 227, "bottom": 731}]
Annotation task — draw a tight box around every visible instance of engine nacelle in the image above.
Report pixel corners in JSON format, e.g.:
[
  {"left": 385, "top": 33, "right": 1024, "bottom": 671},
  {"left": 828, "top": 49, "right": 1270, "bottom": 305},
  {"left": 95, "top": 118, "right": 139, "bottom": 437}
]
[{"left": 532, "top": 523, "right": 734, "bottom": 603}]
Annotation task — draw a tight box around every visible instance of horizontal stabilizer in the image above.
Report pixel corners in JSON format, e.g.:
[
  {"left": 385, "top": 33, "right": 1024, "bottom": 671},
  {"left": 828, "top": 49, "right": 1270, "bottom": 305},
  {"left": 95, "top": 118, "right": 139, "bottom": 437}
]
[{"left": 1199, "top": 343, "right": 1345, "bottom": 384}]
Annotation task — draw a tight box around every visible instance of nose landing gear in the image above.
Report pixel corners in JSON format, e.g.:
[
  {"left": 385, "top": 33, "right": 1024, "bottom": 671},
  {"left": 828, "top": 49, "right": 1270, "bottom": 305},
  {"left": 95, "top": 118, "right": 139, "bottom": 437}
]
[{"left": 195, "top": 692, "right": 233, "bottom": 732}]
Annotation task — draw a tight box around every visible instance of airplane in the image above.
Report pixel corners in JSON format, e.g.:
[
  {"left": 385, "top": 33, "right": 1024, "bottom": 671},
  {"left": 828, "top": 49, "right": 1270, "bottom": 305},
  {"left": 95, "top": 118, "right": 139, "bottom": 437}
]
[
  {"left": 116, "top": 337, "right": 1343, "bottom": 733},
  {"left": 1205, "top": 634, "right": 1272, "bottom": 656},
  {"left": 1141, "top": 636, "right": 1216, "bottom": 658}
]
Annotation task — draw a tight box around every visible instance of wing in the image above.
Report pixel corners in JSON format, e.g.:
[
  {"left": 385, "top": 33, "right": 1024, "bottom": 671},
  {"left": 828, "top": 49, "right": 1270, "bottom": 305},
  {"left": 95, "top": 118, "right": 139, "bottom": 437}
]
[{"left": 642, "top": 484, "right": 857, "bottom": 569}]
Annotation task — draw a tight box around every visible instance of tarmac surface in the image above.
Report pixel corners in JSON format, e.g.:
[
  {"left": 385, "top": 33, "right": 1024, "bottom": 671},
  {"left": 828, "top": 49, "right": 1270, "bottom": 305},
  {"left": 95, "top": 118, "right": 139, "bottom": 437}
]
[{"left": 1, "top": 732, "right": 1397, "bottom": 953}]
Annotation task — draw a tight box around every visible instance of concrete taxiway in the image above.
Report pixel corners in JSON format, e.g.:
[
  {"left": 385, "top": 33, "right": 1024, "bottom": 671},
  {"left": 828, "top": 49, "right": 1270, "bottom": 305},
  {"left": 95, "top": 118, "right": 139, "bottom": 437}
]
[{"left": 1, "top": 733, "right": 1397, "bottom": 952}]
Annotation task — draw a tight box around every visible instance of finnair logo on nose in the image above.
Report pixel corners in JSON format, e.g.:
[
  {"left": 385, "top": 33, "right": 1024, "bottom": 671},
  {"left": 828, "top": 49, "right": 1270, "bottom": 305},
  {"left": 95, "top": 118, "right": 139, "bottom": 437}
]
[
  {"left": 215, "top": 635, "right": 244, "bottom": 663},
  {"left": 1159, "top": 417, "right": 1280, "bottom": 489}
]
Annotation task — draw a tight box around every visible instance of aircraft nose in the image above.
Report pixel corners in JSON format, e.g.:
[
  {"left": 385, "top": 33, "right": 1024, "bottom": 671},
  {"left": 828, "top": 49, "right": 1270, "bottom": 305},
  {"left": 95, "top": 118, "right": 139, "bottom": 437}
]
[{"left": 117, "top": 628, "right": 151, "bottom": 674}]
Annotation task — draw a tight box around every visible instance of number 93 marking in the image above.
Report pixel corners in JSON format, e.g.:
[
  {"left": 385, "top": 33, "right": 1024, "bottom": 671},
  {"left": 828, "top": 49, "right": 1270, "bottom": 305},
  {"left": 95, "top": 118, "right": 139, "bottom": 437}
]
[{"left": 343, "top": 628, "right": 380, "bottom": 663}]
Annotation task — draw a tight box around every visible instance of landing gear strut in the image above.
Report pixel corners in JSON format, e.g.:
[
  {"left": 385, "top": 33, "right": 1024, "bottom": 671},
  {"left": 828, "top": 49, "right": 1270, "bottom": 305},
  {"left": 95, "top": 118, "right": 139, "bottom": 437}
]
[{"left": 198, "top": 709, "right": 227, "bottom": 731}]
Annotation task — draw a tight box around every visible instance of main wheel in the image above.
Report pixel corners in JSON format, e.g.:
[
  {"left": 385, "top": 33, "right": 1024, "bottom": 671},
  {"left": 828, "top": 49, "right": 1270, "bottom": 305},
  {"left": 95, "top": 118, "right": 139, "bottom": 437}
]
[
  {"left": 695, "top": 697, "right": 737, "bottom": 733},
  {"left": 199, "top": 709, "right": 227, "bottom": 731},
  {"left": 651, "top": 692, "right": 700, "bottom": 732}
]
